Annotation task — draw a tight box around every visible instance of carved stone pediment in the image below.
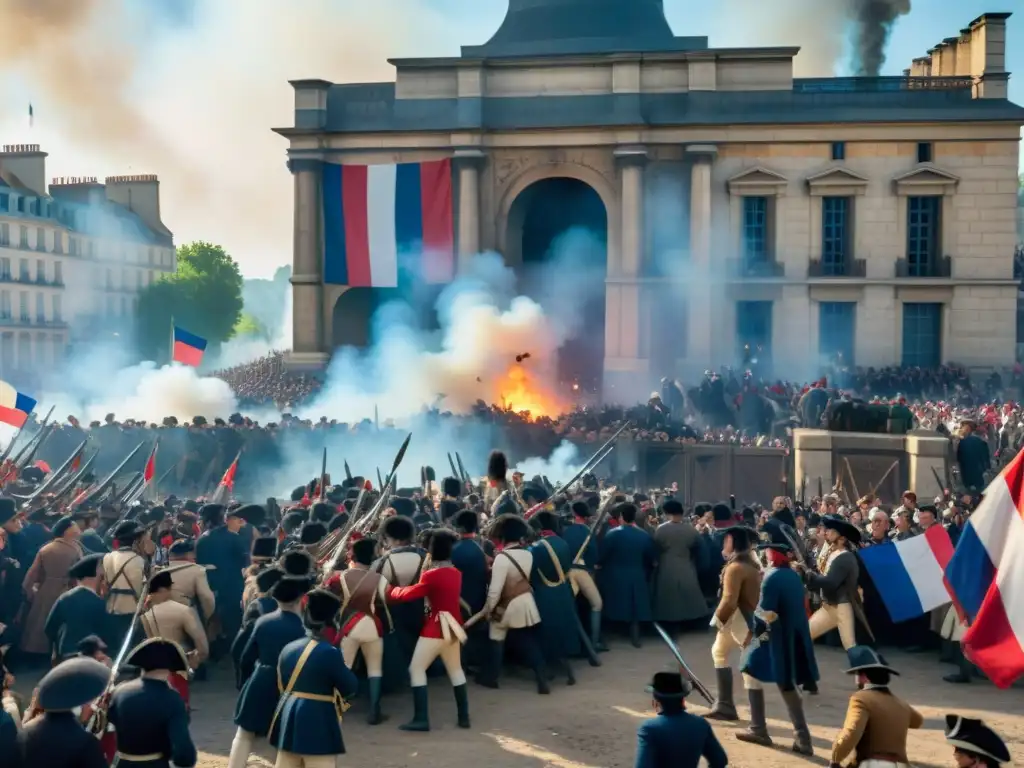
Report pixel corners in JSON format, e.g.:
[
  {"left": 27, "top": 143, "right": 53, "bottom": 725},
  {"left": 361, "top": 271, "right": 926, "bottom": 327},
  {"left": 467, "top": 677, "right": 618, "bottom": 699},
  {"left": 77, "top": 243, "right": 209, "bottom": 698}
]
[
  {"left": 806, "top": 166, "right": 869, "bottom": 196},
  {"left": 727, "top": 166, "right": 788, "bottom": 196},
  {"left": 892, "top": 164, "right": 960, "bottom": 196}
]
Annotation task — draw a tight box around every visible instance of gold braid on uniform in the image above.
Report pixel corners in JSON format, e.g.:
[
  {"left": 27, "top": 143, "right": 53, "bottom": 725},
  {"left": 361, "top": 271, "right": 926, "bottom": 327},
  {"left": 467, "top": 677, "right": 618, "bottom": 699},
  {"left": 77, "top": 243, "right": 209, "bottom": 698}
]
[{"left": 816, "top": 542, "right": 833, "bottom": 574}]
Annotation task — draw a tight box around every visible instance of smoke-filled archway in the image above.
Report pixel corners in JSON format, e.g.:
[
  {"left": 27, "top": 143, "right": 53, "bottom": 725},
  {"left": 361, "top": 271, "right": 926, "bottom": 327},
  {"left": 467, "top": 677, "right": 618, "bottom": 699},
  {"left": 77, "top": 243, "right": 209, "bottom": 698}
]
[
  {"left": 331, "top": 285, "right": 444, "bottom": 350},
  {"left": 506, "top": 177, "right": 608, "bottom": 399}
]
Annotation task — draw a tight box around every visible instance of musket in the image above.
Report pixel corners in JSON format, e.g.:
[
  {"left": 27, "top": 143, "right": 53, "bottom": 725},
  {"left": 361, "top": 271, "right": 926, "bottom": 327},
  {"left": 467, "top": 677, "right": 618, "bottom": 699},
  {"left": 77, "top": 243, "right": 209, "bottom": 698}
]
[
  {"left": 447, "top": 452, "right": 459, "bottom": 482},
  {"left": 51, "top": 450, "right": 99, "bottom": 501},
  {"left": 16, "top": 438, "right": 88, "bottom": 502},
  {"left": 376, "top": 468, "right": 384, "bottom": 491},
  {"left": 544, "top": 420, "right": 632, "bottom": 503},
  {"left": 455, "top": 452, "right": 471, "bottom": 488},
  {"left": 317, "top": 447, "right": 328, "bottom": 501},
  {"left": 76, "top": 441, "right": 147, "bottom": 509},
  {"left": 14, "top": 421, "right": 54, "bottom": 470},
  {"left": 572, "top": 488, "right": 617, "bottom": 565},
  {"left": 6, "top": 405, "right": 55, "bottom": 465},
  {"left": 343, "top": 460, "right": 353, "bottom": 483},
  {"left": 653, "top": 622, "right": 714, "bottom": 707}
]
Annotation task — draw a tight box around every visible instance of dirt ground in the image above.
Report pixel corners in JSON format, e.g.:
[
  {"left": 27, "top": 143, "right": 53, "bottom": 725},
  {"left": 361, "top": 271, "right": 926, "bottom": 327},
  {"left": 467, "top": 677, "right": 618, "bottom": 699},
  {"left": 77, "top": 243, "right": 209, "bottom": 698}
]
[{"left": 151, "top": 630, "right": 1022, "bottom": 768}]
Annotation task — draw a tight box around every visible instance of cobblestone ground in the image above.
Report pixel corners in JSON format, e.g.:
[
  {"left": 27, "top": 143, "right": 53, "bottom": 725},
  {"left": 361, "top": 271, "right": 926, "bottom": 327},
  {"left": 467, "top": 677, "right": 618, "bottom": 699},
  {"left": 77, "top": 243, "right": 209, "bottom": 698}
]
[{"left": 16, "top": 631, "right": 1024, "bottom": 767}]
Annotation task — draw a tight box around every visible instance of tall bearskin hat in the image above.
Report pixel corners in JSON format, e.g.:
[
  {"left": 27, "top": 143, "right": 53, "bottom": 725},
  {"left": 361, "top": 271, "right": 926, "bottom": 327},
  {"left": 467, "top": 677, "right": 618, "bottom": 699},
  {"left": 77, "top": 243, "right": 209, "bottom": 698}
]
[
  {"left": 298, "top": 521, "right": 327, "bottom": 546},
  {"left": 487, "top": 450, "right": 508, "bottom": 483},
  {"left": 427, "top": 528, "right": 458, "bottom": 561},
  {"left": 350, "top": 537, "right": 378, "bottom": 566},
  {"left": 423, "top": 466, "right": 436, "bottom": 483},
  {"left": 442, "top": 477, "right": 461, "bottom": 498},
  {"left": 491, "top": 513, "right": 528, "bottom": 544},
  {"left": 310, "top": 502, "right": 335, "bottom": 523},
  {"left": 381, "top": 515, "right": 415, "bottom": 544},
  {"left": 452, "top": 509, "right": 479, "bottom": 534},
  {"left": 270, "top": 575, "right": 312, "bottom": 604},
  {"left": 255, "top": 566, "right": 284, "bottom": 594},
  {"left": 532, "top": 510, "right": 561, "bottom": 533},
  {"left": 389, "top": 497, "right": 416, "bottom": 518},
  {"left": 305, "top": 589, "right": 341, "bottom": 628},
  {"left": 279, "top": 549, "right": 315, "bottom": 577}
]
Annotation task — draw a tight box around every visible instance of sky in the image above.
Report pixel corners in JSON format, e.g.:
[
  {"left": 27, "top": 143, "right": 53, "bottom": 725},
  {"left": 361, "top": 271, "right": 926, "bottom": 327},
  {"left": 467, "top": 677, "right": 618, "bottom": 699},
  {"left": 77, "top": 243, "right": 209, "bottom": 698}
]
[{"left": 0, "top": 0, "right": 1019, "bottom": 279}]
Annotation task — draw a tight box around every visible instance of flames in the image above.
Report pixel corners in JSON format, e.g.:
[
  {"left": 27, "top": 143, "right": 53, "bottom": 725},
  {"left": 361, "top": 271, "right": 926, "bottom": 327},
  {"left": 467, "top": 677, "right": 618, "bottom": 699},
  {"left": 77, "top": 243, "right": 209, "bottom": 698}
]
[{"left": 496, "top": 363, "right": 563, "bottom": 420}]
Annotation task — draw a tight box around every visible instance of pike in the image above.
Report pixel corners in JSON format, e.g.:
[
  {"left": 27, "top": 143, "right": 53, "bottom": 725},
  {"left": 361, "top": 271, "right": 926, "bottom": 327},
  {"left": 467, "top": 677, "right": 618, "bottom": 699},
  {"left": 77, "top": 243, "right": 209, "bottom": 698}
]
[
  {"left": 543, "top": 420, "right": 632, "bottom": 503},
  {"left": 653, "top": 622, "right": 714, "bottom": 707}
]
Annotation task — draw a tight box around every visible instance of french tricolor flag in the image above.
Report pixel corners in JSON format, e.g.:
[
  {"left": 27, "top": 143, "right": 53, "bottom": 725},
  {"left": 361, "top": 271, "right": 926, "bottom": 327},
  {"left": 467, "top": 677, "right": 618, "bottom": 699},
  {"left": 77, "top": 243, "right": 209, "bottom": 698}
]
[
  {"left": 860, "top": 525, "right": 955, "bottom": 623},
  {"left": 946, "top": 448, "right": 1024, "bottom": 689},
  {"left": 322, "top": 160, "right": 454, "bottom": 287}
]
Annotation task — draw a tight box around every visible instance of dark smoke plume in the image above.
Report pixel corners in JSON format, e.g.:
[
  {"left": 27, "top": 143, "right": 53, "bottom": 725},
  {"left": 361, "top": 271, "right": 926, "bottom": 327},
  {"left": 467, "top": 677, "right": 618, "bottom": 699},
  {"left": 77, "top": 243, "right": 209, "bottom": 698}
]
[{"left": 849, "top": 0, "right": 912, "bottom": 76}]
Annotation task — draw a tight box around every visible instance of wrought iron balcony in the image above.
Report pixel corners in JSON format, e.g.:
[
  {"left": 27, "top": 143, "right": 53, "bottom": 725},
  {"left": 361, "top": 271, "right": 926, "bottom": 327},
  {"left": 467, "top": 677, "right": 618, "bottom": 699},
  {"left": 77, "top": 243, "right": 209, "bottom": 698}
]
[
  {"left": 793, "top": 76, "right": 973, "bottom": 93},
  {"left": 807, "top": 258, "right": 866, "bottom": 278},
  {"left": 896, "top": 256, "right": 952, "bottom": 278},
  {"left": 726, "top": 258, "right": 785, "bottom": 278}
]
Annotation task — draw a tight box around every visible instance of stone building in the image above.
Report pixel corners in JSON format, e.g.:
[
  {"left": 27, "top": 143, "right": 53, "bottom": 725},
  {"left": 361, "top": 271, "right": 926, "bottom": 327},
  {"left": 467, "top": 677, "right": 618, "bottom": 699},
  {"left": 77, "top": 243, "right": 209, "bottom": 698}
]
[
  {"left": 0, "top": 144, "right": 175, "bottom": 378},
  {"left": 276, "top": 1, "right": 1024, "bottom": 402}
]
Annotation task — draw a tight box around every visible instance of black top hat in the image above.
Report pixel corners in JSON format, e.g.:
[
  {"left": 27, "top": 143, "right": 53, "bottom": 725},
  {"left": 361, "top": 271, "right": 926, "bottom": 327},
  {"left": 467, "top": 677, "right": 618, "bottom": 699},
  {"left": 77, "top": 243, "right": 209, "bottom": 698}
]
[
  {"left": 298, "top": 522, "right": 327, "bottom": 546},
  {"left": 491, "top": 513, "right": 529, "bottom": 544},
  {"left": 452, "top": 509, "right": 479, "bottom": 534},
  {"left": 0, "top": 497, "right": 16, "bottom": 526},
  {"left": 36, "top": 656, "right": 110, "bottom": 711},
  {"left": 51, "top": 515, "right": 76, "bottom": 539},
  {"left": 279, "top": 549, "right": 315, "bottom": 577},
  {"left": 644, "top": 672, "right": 692, "bottom": 701},
  {"left": 229, "top": 504, "right": 266, "bottom": 527},
  {"left": 269, "top": 574, "right": 312, "bottom": 604},
  {"left": 389, "top": 497, "right": 416, "bottom": 519},
  {"left": 844, "top": 645, "right": 898, "bottom": 675},
  {"left": 126, "top": 637, "right": 189, "bottom": 673},
  {"left": 68, "top": 553, "right": 104, "bottom": 581},
  {"left": 77, "top": 634, "right": 108, "bottom": 658},
  {"left": 945, "top": 715, "right": 1011, "bottom": 764},
  {"left": 305, "top": 588, "right": 341, "bottom": 627},
  {"left": 757, "top": 519, "right": 794, "bottom": 552},
  {"left": 168, "top": 539, "right": 195, "bottom": 557},
  {"left": 254, "top": 565, "right": 284, "bottom": 593},
  {"left": 381, "top": 514, "right": 415, "bottom": 543},
  {"left": 822, "top": 515, "right": 861, "bottom": 545},
  {"left": 251, "top": 536, "right": 277, "bottom": 560}
]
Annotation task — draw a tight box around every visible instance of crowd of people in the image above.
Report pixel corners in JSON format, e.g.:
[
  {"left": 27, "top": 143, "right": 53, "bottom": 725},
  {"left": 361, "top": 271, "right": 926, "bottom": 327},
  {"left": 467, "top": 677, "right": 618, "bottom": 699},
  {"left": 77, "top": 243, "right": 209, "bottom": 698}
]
[{"left": 0, "top": 414, "right": 1014, "bottom": 767}]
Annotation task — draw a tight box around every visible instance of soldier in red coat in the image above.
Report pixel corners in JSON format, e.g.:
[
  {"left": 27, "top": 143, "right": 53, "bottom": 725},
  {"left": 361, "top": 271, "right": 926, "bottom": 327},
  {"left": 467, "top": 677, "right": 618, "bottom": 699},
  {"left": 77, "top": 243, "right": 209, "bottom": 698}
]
[{"left": 387, "top": 528, "right": 469, "bottom": 732}]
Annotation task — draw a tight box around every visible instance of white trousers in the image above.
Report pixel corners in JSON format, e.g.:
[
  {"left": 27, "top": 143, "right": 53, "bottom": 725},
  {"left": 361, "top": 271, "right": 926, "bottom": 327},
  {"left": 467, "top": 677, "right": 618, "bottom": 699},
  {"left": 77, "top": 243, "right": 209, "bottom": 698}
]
[
  {"left": 569, "top": 569, "right": 603, "bottom": 611},
  {"left": 340, "top": 616, "right": 383, "bottom": 677},
  {"left": 226, "top": 728, "right": 256, "bottom": 768},
  {"left": 409, "top": 636, "right": 466, "bottom": 687},
  {"left": 711, "top": 612, "right": 749, "bottom": 669},
  {"left": 808, "top": 602, "right": 856, "bottom": 649},
  {"left": 275, "top": 752, "right": 339, "bottom": 768}
]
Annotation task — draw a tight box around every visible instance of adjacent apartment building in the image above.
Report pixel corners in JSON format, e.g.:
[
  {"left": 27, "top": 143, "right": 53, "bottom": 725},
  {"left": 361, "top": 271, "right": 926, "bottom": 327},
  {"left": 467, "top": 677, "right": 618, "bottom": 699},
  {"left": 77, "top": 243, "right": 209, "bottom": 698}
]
[{"left": 0, "top": 144, "right": 175, "bottom": 379}]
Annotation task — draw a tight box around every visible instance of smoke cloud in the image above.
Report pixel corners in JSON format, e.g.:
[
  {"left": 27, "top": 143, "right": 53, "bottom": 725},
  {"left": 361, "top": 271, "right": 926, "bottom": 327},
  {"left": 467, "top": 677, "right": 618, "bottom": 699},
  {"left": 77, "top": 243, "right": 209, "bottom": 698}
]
[{"left": 849, "top": 0, "right": 912, "bottom": 76}]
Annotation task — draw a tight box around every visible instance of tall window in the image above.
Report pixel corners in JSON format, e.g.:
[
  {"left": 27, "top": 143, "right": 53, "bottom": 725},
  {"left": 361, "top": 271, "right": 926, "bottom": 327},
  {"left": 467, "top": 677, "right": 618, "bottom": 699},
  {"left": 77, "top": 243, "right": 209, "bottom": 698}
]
[
  {"left": 52, "top": 294, "right": 62, "bottom": 322},
  {"left": 19, "top": 226, "right": 27, "bottom": 248},
  {"left": 819, "top": 302, "right": 856, "bottom": 365},
  {"left": 822, "top": 197, "right": 850, "bottom": 275},
  {"left": 35, "top": 293, "right": 44, "bottom": 322},
  {"left": 0, "top": 224, "right": 7, "bottom": 246},
  {"left": 742, "top": 196, "right": 770, "bottom": 266},
  {"left": 18, "top": 292, "right": 28, "bottom": 321},
  {"left": 0, "top": 291, "right": 10, "bottom": 317},
  {"left": 902, "top": 303, "right": 942, "bottom": 367},
  {"left": 18, "top": 259, "right": 28, "bottom": 281},
  {"left": 736, "top": 300, "right": 773, "bottom": 361},
  {"left": 35, "top": 227, "right": 45, "bottom": 252},
  {"left": 0, "top": 260, "right": 8, "bottom": 280},
  {"left": 35, "top": 260, "right": 44, "bottom": 283},
  {"left": 907, "top": 196, "right": 940, "bottom": 275},
  {"left": 54, "top": 261, "right": 62, "bottom": 285}
]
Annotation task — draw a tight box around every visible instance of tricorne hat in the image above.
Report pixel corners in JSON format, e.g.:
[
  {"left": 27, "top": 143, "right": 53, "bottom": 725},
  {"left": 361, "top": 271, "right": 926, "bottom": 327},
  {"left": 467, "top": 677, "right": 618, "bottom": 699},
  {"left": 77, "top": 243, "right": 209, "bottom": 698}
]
[
  {"left": 844, "top": 645, "right": 898, "bottom": 676},
  {"left": 822, "top": 514, "right": 862, "bottom": 545},
  {"left": 945, "top": 714, "right": 1011, "bottom": 764},
  {"left": 644, "top": 671, "right": 692, "bottom": 701},
  {"left": 125, "top": 637, "right": 189, "bottom": 673}
]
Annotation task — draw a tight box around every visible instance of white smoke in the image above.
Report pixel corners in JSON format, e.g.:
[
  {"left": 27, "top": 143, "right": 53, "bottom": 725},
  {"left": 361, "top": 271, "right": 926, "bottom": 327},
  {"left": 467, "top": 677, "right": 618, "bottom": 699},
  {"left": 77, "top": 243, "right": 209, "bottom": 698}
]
[{"left": 513, "top": 439, "right": 584, "bottom": 484}]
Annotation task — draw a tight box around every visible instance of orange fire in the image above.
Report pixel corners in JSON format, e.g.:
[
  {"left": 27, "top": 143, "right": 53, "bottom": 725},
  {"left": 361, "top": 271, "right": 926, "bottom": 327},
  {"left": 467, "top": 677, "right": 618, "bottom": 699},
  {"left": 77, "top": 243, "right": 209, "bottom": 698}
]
[{"left": 496, "top": 363, "right": 563, "bottom": 420}]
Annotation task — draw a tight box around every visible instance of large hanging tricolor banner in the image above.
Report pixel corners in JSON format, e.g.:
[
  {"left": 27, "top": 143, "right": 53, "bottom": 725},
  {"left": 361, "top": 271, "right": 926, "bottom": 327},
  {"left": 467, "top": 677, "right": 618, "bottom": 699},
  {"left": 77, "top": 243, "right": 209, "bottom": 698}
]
[{"left": 322, "top": 159, "right": 454, "bottom": 287}]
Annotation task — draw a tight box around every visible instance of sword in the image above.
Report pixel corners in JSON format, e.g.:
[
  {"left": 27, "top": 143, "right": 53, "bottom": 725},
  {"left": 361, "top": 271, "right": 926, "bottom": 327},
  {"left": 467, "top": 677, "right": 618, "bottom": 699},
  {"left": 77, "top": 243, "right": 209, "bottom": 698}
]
[{"left": 652, "top": 621, "right": 714, "bottom": 707}]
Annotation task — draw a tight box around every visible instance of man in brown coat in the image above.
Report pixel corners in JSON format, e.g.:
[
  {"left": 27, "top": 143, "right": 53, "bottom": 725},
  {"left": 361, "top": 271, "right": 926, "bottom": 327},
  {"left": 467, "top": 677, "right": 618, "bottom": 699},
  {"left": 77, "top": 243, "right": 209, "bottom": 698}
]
[
  {"left": 20, "top": 517, "right": 82, "bottom": 658},
  {"left": 830, "top": 646, "right": 923, "bottom": 768},
  {"left": 705, "top": 526, "right": 760, "bottom": 722}
]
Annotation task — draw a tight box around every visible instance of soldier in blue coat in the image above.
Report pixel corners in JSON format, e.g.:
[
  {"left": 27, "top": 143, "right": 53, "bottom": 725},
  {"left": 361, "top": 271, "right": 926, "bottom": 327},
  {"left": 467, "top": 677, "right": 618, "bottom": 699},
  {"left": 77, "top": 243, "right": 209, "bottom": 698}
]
[
  {"left": 107, "top": 638, "right": 198, "bottom": 767},
  {"left": 530, "top": 511, "right": 581, "bottom": 684},
  {"left": 12, "top": 656, "right": 110, "bottom": 768},
  {"left": 44, "top": 553, "right": 111, "bottom": 663},
  {"left": 451, "top": 509, "right": 490, "bottom": 670},
  {"left": 195, "top": 504, "right": 250, "bottom": 660},
  {"left": 597, "top": 502, "right": 656, "bottom": 647},
  {"left": 269, "top": 589, "right": 358, "bottom": 767},
  {"left": 738, "top": 519, "right": 817, "bottom": 756},
  {"left": 226, "top": 561, "right": 312, "bottom": 768},
  {"left": 634, "top": 672, "right": 728, "bottom": 768},
  {"left": 562, "top": 500, "right": 607, "bottom": 651},
  {"left": 231, "top": 565, "right": 284, "bottom": 689}
]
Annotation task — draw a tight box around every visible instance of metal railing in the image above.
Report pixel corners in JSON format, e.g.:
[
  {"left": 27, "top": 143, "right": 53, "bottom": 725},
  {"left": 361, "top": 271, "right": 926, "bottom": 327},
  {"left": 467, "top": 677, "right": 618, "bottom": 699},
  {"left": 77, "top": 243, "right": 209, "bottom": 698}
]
[
  {"left": 808, "top": 258, "right": 867, "bottom": 278},
  {"left": 793, "top": 76, "right": 973, "bottom": 93}
]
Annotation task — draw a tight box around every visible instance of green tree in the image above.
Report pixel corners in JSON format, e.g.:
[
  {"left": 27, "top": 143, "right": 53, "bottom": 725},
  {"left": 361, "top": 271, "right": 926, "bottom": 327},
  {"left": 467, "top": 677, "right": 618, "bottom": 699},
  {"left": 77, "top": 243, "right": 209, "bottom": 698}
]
[
  {"left": 135, "top": 241, "right": 244, "bottom": 362},
  {"left": 234, "top": 312, "right": 269, "bottom": 339}
]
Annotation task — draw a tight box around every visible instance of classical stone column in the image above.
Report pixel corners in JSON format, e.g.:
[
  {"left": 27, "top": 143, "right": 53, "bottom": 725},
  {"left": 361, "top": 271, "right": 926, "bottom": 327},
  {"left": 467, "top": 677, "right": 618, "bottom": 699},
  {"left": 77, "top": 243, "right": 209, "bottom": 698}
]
[
  {"left": 454, "top": 149, "right": 485, "bottom": 268},
  {"left": 605, "top": 146, "right": 647, "bottom": 402},
  {"left": 686, "top": 145, "right": 717, "bottom": 371},
  {"left": 286, "top": 157, "right": 327, "bottom": 366}
]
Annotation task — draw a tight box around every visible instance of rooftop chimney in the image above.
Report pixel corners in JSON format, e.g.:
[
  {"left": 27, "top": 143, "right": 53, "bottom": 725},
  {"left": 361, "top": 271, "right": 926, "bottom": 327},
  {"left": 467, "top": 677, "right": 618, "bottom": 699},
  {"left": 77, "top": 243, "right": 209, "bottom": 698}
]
[
  {"left": 49, "top": 176, "right": 107, "bottom": 206},
  {"left": 0, "top": 144, "right": 47, "bottom": 196},
  {"left": 967, "top": 12, "right": 1010, "bottom": 98},
  {"left": 104, "top": 175, "right": 171, "bottom": 238}
]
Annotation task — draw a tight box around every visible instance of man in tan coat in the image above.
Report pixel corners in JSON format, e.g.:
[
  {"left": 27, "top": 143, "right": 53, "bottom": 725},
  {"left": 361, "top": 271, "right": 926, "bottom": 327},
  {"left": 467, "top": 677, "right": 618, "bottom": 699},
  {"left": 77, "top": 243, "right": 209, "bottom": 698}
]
[
  {"left": 162, "top": 539, "right": 215, "bottom": 623},
  {"left": 705, "top": 525, "right": 761, "bottom": 722},
  {"left": 830, "top": 646, "right": 923, "bottom": 768},
  {"left": 101, "top": 520, "right": 151, "bottom": 650}
]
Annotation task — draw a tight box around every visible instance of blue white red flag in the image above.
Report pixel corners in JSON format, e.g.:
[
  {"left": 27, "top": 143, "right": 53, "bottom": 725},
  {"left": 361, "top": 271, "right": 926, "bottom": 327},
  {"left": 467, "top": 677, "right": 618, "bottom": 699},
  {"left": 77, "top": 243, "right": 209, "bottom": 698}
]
[{"left": 860, "top": 525, "right": 954, "bottom": 623}]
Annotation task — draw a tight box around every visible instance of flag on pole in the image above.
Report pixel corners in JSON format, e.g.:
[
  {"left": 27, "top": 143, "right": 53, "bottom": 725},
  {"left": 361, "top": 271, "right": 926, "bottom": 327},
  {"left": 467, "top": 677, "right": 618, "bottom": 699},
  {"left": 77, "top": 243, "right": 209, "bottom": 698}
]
[
  {"left": 0, "top": 381, "right": 36, "bottom": 428},
  {"left": 210, "top": 451, "right": 241, "bottom": 504},
  {"left": 143, "top": 443, "right": 158, "bottom": 484},
  {"left": 945, "top": 448, "right": 1024, "bottom": 688},
  {"left": 172, "top": 326, "right": 207, "bottom": 366}
]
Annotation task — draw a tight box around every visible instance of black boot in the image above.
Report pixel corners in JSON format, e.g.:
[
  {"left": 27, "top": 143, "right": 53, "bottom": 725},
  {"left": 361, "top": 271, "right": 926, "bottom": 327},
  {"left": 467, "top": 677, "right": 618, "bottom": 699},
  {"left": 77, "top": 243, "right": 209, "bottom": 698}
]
[
  {"left": 735, "top": 688, "right": 772, "bottom": 747},
  {"left": 523, "top": 631, "right": 551, "bottom": 694},
  {"left": 563, "top": 658, "right": 576, "bottom": 686},
  {"left": 590, "top": 610, "right": 608, "bottom": 652},
  {"left": 367, "top": 676, "right": 385, "bottom": 725},
  {"left": 704, "top": 668, "right": 739, "bottom": 721},
  {"left": 943, "top": 644, "right": 973, "bottom": 684},
  {"left": 453, "top": 684, "right": 470, "bottom": 729},
  {"left": 399, "top": 685, "right": 430, "bottom": 732},
  {"left": 475, "top": 640, "right": 503, "bottom": 689},
  {"left": 629, "top": 621, "right": 642, "bottom": 648},
  {"left": 780, "top": 689, "right": 813, "bottom": 756},
  {"left": 939, "top": 639, "right": 956, "bottom": 664}
]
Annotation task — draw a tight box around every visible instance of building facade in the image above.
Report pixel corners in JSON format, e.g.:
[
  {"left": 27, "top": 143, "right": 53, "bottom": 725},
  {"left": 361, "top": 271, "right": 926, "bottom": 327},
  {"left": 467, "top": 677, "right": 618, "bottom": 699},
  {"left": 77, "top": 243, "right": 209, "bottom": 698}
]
[
  {"left": 277, "top": 1, "right": 1024, "bottom": 400},
  {"left": 0, "top": 145, "right": 175, "bottom": 378}
]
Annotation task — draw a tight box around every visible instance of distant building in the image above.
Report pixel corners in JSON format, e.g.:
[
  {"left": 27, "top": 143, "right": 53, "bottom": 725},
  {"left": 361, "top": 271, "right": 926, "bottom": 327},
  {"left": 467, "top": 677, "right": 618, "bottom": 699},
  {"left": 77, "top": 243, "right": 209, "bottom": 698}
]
[
  {"left": 0, "top": 144, "right": 175, "bottom": 378},
  {"left": 278, "top": 3, "right": 1024, "bottom": 400}
]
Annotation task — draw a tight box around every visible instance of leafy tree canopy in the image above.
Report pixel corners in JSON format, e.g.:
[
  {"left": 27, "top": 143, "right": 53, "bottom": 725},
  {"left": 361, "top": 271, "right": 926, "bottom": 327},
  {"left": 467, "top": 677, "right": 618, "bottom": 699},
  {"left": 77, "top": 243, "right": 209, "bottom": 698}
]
[
  {"left": 135, "top": 241, "right": 244, "bottom": 362},
  {"left": 234, "top": 312, "right": 269, "bottom": 339}
]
